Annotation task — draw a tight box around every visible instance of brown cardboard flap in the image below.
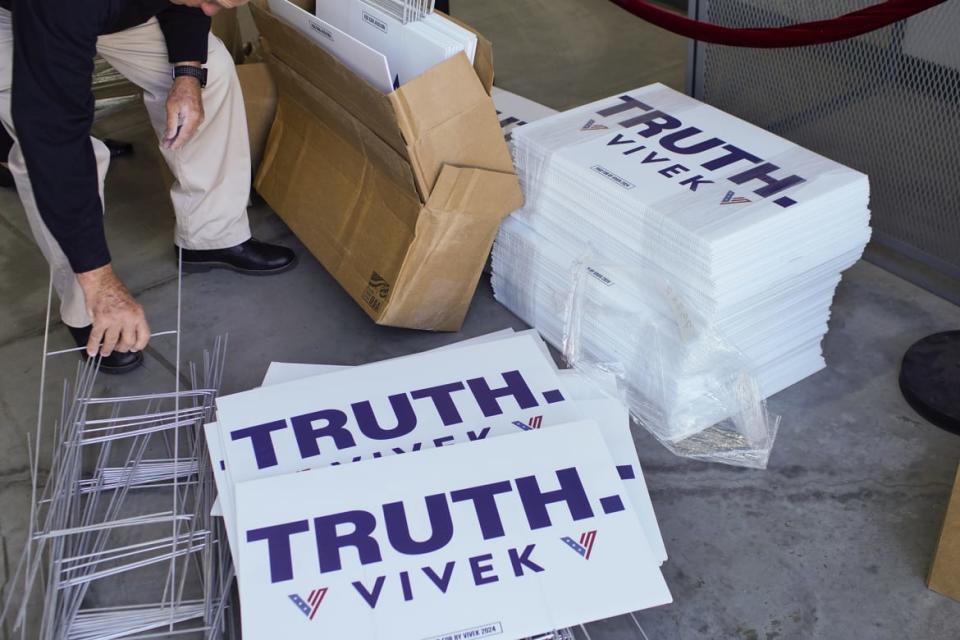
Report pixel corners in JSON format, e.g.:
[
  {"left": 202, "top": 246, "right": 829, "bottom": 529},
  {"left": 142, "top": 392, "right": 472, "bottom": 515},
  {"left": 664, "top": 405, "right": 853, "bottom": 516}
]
[
  {"left": 390, "top": 54, "right": 515, "bottom": 199},
  {"left": 929, "top": 463, "right": 960, "bottom": 602},
  {"left": 261, "top": 54, "right": 418, "bottom": 196},
  {"left": 255, "top": 93, "right": 423, "bottom": 323},
  {"left": 442, "top": 13, "right": 494, "bottom": 94},
  {"left": 250, "top": 1, "right": 407, "bottom": 158},
  {"left": 380, "top": 164, "right": 523, "bottom": 331}
]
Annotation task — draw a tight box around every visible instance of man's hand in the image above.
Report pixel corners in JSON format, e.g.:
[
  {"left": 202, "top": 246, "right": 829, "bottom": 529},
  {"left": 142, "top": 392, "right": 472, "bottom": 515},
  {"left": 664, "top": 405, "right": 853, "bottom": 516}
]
[
  {"left": 163, "top": 69, "right": 205, "bottom": 151},
  {"left": 77, "top": 265, "right": 150, "bottom": 358}
]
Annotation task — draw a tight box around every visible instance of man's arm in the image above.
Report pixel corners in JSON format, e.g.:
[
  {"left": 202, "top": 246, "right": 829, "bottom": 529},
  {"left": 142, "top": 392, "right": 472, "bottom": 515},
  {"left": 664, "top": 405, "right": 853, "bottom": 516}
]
[
  {"left": 12, "top": 0, "right": 108, "bottom": 274},
  {"left": 156, "top": 5, "right": 211, "bottom": 65},
  {"left": 156, "top": 6, "right": 210, "bottom": 149},
  {"left": 12, "top": 0, "right": 149, "bottom": 356}
]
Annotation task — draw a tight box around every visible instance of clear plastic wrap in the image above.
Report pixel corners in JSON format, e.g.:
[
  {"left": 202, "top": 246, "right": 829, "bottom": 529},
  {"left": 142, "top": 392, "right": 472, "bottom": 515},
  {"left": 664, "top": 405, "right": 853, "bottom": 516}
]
[
  {"left": 561, "top": 258, "right": 780, "bottom": 469},
  {"left": 492, "top": 84, "right": 871, "bottom": 468}
]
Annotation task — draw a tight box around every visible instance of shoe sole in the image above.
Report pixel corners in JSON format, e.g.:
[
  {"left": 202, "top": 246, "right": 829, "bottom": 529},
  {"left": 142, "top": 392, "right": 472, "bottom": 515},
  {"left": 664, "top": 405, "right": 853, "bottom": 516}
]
[
  {"left": 179, "top": 255, "right": 299, "bottom": 276},
  {"left": 82, "top": 352, "right": 145, "bottom": 375}
]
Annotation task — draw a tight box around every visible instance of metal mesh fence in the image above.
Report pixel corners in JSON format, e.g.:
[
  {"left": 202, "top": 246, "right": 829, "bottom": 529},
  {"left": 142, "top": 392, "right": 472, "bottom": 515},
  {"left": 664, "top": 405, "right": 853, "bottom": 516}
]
[{"left": 692, "top": 0, "right": 960, "bottom": 278}]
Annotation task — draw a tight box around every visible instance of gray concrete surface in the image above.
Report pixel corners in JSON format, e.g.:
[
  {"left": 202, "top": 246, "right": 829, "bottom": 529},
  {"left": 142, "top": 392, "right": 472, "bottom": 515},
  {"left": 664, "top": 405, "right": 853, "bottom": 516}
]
[{"left": 2, "top": 0, "right": 960, "bottom": 638}]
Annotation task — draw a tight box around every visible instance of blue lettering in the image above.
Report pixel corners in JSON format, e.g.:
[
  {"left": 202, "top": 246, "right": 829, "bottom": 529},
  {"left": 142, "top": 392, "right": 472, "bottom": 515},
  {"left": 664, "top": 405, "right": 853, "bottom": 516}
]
[
  {"left": 515, "top": 467, "right": 595, "bottom": 529},
  {"left": 596, "top": 94, "right": 653, "bottom": 118},
  {"left": 728, "top": 161, "right": 805, "bottom": 197},
  {"left": 509, "top": 544, "right": 545, "bottom": 576},
  {"left": 450, "top": 481, "right": 512, "bottom": 540},
  {"left": 410, "top": 382, "right": 466, "bottom": 426},
  {"left": 658, "top": 163, "right": 688, "bottom": 178},
  {"left": 245, "top": 520, "right": 309, "bottom": 583},
  {"left": 352, "top": 394, "right": 417, "bottom": 441},
  {"left": 466, "top": 371, "right": 538, "bottom": 417},
  {"left": 400, "top": 570, "right": 414, "bottom": 601},
  {"left": 230, "top": 420, "right": 287, "bottom": 470},
  {"left": 660, "top": 127, "right": 725, "bottom": 155},
  {"left": 640, "top": 150, "right": 670, "bottom": 164},
  {"left": 679, "top": 174, "right": 714, "bottom": 191},
  {"left": 606, "top": 133, "right": 636, "bottom": 146},
  {"left": 383, "top": 493, "right": 454, "bottom": 555},
  {"left": 620, "top": 109, "right": 681, "bottom": 137},
  {"left": 422, "top": 561, "right": 456, "bottom": 593},
  {"left": 291, "top": 409, "right": 354, "bottom": 459},
  {"left": 353, "top": 576, "right": 386, "bottom": 608},
  {"left": 469, "top": 553, "right": 499, "bottom": 586},
  {"left": 314, "top": 510, "right": 382, "bottom": 573}
]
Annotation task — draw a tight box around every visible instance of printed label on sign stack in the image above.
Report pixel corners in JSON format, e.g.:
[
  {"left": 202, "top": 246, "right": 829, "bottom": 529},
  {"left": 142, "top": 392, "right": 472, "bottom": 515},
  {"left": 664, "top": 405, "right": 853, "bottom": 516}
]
[{"left": 205, "top": 330, "right": 671, "bottom": 639}]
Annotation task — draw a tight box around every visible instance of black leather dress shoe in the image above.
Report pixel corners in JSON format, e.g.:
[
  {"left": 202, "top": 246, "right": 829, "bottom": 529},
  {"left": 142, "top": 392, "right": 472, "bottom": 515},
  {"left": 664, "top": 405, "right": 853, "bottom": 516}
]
[
  {"left": 68, "top": 325, "right": 144, "bottom": 375},
  {"left": 177, "top": 238, "right": 297, "bottom": 275},
  {"left": 102, "top": 138, "right": 134, "bottom": 158}
]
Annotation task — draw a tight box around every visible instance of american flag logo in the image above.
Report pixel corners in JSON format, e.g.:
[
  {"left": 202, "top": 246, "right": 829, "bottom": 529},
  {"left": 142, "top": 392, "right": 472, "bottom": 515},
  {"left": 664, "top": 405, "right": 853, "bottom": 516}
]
[
  {"left": 512, "top": 416, "right": 544, "bottom": 431},
  {"left": 288, "top": 588, "right": 327, "bottom": 620},
  {"left": 581, "top": 119, "right": 609, "bottom": 131},
  {"left": 721, "top": 190, "right": 751, "bottom": 205},
  {"left": 561, "top": 530, "right": 598, "bottom": 560}
]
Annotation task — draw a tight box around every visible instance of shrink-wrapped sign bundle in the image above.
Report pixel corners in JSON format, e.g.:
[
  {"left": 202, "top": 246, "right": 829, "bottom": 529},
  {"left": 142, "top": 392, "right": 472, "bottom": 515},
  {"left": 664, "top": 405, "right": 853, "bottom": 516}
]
[{"left": 492, "top": 84, "right": 871, "bottom": 462}]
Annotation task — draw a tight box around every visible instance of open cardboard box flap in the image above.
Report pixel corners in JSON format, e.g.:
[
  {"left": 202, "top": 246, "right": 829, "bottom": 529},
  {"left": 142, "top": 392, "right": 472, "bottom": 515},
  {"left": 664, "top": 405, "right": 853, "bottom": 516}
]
[
  {"left": 250, "top": 1, "right": 503, "bottom": 202},
  {"left": 382, "top": 165, "right": 523, "bottom": 330},
  {"left": 250, "top": 0, "right": 522, "bottom": 331}
]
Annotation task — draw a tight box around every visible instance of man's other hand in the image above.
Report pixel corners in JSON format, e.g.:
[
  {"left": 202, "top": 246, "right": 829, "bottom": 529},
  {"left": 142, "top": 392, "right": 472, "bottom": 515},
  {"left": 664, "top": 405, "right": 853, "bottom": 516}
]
[
  {"left": 169, "top": 0, "right": 248, "bottom": 17},
  {"left": 163, "top": 73, "right": 205, "bottom": 150},
  {"left": 77, "top": 265, "right": 151, "bottom": 357}
]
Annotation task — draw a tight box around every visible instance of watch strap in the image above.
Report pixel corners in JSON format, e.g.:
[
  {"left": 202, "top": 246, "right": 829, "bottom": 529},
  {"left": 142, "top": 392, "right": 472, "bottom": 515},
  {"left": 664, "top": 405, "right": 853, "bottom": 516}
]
[{"left": 173, "top": 65, "right": 208, "bottom": 89}]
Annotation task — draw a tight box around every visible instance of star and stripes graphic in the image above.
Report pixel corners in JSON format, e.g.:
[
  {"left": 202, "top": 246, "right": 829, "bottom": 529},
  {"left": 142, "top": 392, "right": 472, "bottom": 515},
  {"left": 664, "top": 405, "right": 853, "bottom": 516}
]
[
  {"left": 561, "top": 530, "right": 598, "bottom": 560},
  {"left": 720, "top": 190, "right": 751, "bottom": 205},
  {"left": 288, "top": 587, "right": 327, "bottom": 620},
  {"left": 581, "top": 118, "right": 609, "bottom": 131},
  {"left": 512, "top": 416, "right": 543, "bottom": 431}
]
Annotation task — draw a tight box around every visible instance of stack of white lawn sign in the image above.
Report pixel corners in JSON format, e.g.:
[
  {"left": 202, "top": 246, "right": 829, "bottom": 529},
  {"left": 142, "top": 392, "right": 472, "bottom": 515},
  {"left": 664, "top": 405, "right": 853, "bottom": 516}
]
[
  {"left": 492, "top": 83, "right": 871, "bottom": 449},
  {"left": 205, "top": 330, "right": 671, "bottom": 639}
]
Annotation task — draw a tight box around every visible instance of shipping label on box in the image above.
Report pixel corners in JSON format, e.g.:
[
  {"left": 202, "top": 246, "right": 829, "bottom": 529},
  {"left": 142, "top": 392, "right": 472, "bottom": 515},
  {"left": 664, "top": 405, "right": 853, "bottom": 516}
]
[{"left": 234, "top": 421, "right": 671, "bottom": 639}]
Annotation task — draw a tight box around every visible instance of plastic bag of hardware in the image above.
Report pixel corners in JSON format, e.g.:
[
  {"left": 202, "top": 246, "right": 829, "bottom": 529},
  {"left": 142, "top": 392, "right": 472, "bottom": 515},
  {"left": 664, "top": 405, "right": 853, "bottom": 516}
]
[{"left": 562, "top": 260, "right": 780, "bottom": 469}]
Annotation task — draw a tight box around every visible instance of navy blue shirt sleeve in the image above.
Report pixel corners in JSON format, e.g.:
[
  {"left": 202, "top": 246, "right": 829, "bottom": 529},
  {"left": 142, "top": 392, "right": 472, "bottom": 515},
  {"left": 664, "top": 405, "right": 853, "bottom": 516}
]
[
  {"left": 11, "top": 0, "right": 110, "bottom": 273},
  {"left": 156, "top": 5, "right": 211, "bottom": 64}
]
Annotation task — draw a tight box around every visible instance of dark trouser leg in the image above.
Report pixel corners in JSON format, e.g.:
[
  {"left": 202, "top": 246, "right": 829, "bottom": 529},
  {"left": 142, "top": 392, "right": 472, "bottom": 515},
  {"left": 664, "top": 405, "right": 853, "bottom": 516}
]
[{"left": 0, "top": 126, "right": 12, "bottom": 188}]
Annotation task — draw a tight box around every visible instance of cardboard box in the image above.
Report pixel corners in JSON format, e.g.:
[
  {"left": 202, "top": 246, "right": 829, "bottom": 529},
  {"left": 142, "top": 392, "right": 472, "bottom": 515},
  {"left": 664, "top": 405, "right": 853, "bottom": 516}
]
[
  {"left": 212, "top": 8, "right": 245, "bottom": 64},
  {"left": 249, "top": 0, "right": 522, "bottom": 331},
  {"left": 929, "top": 462, "right": 960, "bottom": 601},
  {"left": 236, "top": 63, "right": 278, "bottom": 175}
]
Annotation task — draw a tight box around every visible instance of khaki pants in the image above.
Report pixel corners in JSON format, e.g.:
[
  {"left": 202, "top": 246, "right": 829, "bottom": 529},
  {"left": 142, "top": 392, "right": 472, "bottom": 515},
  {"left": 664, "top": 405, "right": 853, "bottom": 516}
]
[{"left": 0, "top": 10, "right": 251, "bottom": 327}]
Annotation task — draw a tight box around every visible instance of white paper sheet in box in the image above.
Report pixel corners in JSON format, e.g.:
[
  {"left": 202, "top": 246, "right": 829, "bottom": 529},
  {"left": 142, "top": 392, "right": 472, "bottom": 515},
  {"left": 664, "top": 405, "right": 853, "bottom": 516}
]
[
  {"left": 234, "top": 421, "right": 671, "bottom": 640},
  {"left": 316, "top": 0, "right": 445, "bottom": 86},
  {"left": 267, "top": 0, "right": 393, "bottom": 92}
]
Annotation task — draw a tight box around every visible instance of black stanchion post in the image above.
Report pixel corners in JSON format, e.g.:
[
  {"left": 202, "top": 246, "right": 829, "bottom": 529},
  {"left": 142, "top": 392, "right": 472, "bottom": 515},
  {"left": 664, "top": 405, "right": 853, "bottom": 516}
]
[{"left": 899, "top": 331, "right": 960, "bottom": 435}]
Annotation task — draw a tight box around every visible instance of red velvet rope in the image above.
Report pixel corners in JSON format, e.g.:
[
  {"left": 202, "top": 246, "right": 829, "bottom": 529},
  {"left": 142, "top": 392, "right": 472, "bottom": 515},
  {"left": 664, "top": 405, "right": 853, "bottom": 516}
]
[{"left": 610, "top": 0, "right": 949, "bottom": 47}]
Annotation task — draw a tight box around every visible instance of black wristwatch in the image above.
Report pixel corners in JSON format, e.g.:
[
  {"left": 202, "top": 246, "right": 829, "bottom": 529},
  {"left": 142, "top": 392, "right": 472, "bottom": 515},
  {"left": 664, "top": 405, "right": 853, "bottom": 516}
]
[{"left": 173, "top": 65, "right": 208, "bottom": 89}]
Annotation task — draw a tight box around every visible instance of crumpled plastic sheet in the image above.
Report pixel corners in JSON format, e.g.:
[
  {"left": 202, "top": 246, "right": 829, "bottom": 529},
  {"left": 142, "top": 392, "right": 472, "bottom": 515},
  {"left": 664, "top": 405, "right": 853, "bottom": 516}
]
[{"left": 562, "top": 259, "right": 780, "bottom": 469}]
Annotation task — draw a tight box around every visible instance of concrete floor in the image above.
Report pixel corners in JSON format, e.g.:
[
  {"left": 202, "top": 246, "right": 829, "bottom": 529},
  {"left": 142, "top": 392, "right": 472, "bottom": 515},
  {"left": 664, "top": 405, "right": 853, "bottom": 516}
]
[{"left": 2, "top": 0, "right": 960, "bottom": 638}]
